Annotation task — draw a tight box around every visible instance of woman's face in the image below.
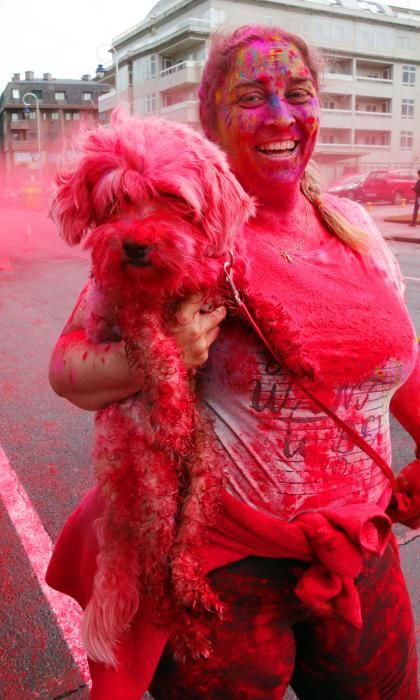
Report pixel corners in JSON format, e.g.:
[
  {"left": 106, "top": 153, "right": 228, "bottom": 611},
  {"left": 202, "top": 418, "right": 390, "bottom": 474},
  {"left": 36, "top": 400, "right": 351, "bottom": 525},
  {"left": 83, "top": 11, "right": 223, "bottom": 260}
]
[{"left": 213, "top": 40, "right": 320, "bottom": 197}]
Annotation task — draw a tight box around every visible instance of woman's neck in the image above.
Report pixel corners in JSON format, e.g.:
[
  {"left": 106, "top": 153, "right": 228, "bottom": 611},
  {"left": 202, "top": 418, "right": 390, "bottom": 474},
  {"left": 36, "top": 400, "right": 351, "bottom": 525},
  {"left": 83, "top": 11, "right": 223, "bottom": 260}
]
[{"left": 253, "top": 189, "right": 309, "bottom": 229}]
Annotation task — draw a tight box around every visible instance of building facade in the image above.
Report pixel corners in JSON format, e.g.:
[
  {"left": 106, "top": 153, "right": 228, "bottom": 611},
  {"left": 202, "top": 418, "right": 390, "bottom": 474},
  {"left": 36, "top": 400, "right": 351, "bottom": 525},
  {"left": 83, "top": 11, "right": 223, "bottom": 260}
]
[
  {"left": 99, "top": 0, "right": 420, "bottom": 181},
  {"left": 0, "top": 72, "right": 110, "bottom": 184}
]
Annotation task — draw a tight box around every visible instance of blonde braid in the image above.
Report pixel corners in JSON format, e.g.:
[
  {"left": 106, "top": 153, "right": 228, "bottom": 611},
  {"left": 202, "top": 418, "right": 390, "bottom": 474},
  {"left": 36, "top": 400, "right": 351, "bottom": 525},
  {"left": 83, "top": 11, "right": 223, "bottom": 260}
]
[{"left": 301, "top": 163, "right": 370, "bottom": 254}]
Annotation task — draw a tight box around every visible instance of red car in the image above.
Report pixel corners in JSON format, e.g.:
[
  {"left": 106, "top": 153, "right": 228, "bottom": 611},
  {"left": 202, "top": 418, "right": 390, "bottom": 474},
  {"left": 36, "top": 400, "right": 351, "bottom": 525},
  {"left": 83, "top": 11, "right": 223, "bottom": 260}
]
[
  {"left": 360, "top": 170, "right": 416, "bottom": 205},
  {"left": 328, "top": 169, "right": 416, "bottom": 205}
]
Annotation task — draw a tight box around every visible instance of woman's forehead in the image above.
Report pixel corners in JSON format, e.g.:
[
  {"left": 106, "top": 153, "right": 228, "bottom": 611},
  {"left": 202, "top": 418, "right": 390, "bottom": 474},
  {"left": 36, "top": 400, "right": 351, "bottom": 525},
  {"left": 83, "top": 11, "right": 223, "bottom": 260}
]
[{"left": 227, "top": 40, "right": 312, "bottom": 83}]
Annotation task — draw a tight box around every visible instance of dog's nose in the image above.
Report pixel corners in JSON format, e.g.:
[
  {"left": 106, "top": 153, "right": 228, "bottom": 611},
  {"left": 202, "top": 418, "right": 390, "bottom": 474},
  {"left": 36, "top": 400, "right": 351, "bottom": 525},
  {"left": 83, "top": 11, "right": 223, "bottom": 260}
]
[{"left": 122, "top": 240, "right": 151, "bottom": 267}]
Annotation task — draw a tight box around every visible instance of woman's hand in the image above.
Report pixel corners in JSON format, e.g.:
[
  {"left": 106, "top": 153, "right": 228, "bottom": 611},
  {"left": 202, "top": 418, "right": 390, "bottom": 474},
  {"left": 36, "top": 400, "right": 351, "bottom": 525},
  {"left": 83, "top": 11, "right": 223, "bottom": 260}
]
[
  {"left": 49, "top": 290, "right": 226, "bottom": 411},
  {"left": 388, "top": 459, "right": 420, "bottom": 528},
  {"left": 169, "top": 293, "right": 227, "bottom": 368}
]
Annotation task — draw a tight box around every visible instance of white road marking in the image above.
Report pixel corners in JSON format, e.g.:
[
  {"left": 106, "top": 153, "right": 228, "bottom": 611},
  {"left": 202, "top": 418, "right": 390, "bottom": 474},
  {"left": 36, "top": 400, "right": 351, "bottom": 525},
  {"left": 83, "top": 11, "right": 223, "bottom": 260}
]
[
  {"left": 405, "top": 276, "right": 420, "bottom": 282},
  {"left": 0, "top": 444, "right": 91, "bottom": 685}
]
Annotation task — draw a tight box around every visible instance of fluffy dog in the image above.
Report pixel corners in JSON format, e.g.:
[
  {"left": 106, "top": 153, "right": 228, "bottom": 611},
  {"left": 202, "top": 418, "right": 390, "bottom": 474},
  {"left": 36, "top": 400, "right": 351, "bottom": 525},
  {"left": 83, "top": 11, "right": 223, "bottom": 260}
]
[{"left": 51, "top": 114, "right": 255, "bottom": 666}]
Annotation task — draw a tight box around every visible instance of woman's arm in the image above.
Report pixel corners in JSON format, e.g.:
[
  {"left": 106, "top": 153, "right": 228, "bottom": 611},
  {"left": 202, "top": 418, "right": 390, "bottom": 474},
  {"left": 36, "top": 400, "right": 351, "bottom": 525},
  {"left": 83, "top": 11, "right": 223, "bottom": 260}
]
[
  {"left": 390, "top": 348, "right": 420, "bottom": 452},
  {"left": 49, "top": 288, "right": 226, "bottom": 411}
]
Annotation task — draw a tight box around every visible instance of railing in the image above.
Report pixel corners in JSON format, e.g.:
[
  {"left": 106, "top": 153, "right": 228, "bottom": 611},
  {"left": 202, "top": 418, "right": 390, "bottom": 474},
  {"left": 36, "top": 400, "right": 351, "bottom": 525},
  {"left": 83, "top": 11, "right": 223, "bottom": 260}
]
[
  {"left": 317, "top": 141, "right": 353, "bottom": 147},
  {"left": 321, "top": 108, "right": 352, "bottom": 113},
  {"left": 325, "top": 72, "right": 353, "bottom": 81},
  {"left": 9, "top": 119, "right": 29, "bottom": 129},
  {"left": 160, "top": 99, "right": 197, "bottom": 114},
  {"left": 354, "top": 110, "right": 392, "bottom": 116},
  {"left": 160, "top": 60, "right": 201, "bottom": 77},
  {"left": 356, "top": 75, "right": 392, "bottom": 83},
  {"left": 354, "top": 142, "right": 390, "bottom": 148}
]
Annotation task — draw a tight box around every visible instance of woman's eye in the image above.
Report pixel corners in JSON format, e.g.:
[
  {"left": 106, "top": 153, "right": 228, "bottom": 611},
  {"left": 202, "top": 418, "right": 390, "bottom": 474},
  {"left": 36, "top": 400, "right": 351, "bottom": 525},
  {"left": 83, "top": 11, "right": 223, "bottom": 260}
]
[
  {"left": 287, "top": 90, "right": 311, "bottom": 102},
  {"left": 238, "top": 92, "right": 265, "bottom": 106}
]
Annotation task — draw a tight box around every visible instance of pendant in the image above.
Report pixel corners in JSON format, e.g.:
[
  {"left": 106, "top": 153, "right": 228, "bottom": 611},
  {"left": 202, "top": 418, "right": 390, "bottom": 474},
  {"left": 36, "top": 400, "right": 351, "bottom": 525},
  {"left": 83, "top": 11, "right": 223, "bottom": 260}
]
[{"left": 280, "top": 251, "right": 293, "bottom": 263}]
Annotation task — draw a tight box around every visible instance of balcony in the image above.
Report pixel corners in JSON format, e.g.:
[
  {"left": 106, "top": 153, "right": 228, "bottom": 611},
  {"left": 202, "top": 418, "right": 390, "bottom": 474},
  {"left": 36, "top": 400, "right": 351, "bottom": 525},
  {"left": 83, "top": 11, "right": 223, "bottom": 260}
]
[
  {"left": 159, "top": 99, "right": 198, "bottom": 124},
  {"left": 325, "top": 72, "right": 353, "bottom": 82},
  {"left": 10, "top": 119, "right": 29, "bottom": 130},
  {"left": 321, "top": 108, "right": 353, "bottom": 127},
  {"left": 159, "top": 60, "right": 203, "bottom": 92},
  {"left": 356, "top": 74, "right": 392, "bottom": 84},
  {"left": 98, "top": 89, "right": 118, "bottom": 113},
  {"left": 127, "top": 18, "right": 211, "bottom": 58},
  {"left": 10, "top": 141, "right": 34, "bottom": 151}
]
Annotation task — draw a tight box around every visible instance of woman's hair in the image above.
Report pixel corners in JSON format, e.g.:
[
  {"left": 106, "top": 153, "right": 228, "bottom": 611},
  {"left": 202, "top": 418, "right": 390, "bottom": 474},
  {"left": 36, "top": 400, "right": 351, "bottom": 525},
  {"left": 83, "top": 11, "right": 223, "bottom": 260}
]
[{"left": 198, "top": 25, "right": 369, "bottom": 253}]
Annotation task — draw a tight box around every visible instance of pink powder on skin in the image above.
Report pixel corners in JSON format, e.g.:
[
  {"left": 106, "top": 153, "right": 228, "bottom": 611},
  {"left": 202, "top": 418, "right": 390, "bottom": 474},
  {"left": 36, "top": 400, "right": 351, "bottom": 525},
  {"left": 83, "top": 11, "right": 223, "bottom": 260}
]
[{"left": 214, "top": 40, "right": 320, "bottom": 201}]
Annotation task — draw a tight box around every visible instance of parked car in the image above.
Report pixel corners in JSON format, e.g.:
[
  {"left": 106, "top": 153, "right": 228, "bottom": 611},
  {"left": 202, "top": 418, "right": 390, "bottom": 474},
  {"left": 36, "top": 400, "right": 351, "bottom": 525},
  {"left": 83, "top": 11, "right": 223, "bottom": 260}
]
[
  {"left": 327, "top": 174, "right": 367, "bottom": 201},
  {"left": 328, "top": 169, "right": 416, "bottom": 205},
  {"left": 358, "top": 169, "right": 416, "bottom": 205}
]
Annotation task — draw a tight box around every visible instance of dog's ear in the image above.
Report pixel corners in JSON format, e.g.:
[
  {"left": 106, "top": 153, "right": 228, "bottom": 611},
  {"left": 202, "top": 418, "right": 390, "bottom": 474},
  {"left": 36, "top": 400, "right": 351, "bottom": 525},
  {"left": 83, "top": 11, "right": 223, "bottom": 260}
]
[
  {"left": 199, "top": 151, "right": 256, "bottom": 256},
  {"left": 50, "top": 140, "right": 101, "bottom": 246}
]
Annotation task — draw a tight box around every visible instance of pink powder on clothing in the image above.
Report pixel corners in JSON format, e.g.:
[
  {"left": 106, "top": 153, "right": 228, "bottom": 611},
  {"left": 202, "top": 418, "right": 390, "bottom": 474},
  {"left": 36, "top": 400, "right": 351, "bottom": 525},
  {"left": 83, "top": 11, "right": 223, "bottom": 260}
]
[{"left": 202, "top": 197, "right": 417, "bottom": 519}]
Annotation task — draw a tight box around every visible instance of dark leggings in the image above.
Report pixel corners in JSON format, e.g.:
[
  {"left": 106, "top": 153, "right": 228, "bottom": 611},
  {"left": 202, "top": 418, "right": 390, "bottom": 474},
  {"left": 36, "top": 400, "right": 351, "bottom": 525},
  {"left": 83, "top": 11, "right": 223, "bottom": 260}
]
[{"left": 150, "top": 543, "right": 418, "bottom": 699}]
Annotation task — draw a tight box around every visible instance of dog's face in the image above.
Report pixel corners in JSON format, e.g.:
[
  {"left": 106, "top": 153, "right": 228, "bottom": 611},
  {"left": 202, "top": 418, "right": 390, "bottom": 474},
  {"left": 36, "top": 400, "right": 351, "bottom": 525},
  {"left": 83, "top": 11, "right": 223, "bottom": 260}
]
[
  {"left": 86, "top": 197, "right": 221, "bottom": 301},
  {"left": 51, "top": 116, "right": 255, "bottom": 262}
]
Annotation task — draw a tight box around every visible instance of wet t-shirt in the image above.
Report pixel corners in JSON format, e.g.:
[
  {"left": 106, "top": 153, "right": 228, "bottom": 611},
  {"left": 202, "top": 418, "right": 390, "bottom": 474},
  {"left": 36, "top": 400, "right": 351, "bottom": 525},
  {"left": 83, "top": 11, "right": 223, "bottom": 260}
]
[{"left": 201, "top": 198, "right": 418, "bottom": 519}]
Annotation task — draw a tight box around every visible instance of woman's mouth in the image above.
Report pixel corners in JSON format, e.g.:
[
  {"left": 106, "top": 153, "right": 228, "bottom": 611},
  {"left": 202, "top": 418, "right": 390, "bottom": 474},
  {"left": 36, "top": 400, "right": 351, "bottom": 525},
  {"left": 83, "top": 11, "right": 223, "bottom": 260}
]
[{"left": 255, "top": 140, "right": 298, "bottom": 158}]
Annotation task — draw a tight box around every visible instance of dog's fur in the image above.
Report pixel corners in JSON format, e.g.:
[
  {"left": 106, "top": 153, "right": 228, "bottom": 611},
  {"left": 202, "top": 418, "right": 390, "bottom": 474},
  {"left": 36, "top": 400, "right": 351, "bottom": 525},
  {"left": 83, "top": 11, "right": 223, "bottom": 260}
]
[{"left": 51, "top": 114, "right": 255, "bottom": 666}]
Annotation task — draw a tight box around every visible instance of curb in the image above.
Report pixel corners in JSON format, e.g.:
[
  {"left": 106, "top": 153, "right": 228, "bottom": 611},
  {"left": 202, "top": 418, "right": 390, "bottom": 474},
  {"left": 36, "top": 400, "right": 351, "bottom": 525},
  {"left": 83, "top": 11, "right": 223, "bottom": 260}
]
[{"left": 388, "top": 236, "right": 420, "bottom": 244}]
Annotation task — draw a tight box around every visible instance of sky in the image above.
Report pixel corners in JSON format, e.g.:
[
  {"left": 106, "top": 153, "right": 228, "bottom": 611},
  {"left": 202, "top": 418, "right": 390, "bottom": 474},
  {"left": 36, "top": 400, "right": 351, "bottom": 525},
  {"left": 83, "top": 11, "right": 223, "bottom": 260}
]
[
  {"left": 0, "top": 0, "right": 158, "bottom": 93},
  {"left": 1, "top": 0, "right": 419, "bottom": 94}
]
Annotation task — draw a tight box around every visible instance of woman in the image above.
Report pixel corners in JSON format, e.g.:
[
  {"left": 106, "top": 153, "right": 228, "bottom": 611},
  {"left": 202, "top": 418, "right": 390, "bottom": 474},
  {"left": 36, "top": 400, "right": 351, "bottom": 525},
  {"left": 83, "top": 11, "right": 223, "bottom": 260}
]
[{"left": 47, "top": 26, "right": 420, "bottom": 699}]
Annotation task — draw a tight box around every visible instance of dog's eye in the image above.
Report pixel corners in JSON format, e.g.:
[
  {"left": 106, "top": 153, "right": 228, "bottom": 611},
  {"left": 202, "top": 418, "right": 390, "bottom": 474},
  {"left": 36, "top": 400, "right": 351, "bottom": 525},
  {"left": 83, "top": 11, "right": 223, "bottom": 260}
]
[{"left": 162, "top": 192, "right": 194, "bottom": 216}]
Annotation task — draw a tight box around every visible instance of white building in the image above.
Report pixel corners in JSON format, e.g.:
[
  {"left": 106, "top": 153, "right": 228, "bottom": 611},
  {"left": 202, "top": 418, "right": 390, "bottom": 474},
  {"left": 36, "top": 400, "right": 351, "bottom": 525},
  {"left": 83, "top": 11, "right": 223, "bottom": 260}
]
[{"left": 98, "top": 0, "right": 420, "bottom": 181}]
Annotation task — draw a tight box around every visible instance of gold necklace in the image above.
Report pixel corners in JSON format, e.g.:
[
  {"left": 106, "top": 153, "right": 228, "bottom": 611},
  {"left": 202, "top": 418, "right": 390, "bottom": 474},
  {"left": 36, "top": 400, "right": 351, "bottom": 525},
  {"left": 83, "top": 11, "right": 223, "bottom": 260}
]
[{"left": 264, "top": 196, "right": 309, "bottom": 263}]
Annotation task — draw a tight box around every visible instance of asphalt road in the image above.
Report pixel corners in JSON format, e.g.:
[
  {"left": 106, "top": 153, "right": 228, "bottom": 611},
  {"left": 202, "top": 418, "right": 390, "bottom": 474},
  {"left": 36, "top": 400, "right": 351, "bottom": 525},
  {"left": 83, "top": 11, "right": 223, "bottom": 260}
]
[{"left": 0, "top": 203, "right": 419, "bottom": 699}]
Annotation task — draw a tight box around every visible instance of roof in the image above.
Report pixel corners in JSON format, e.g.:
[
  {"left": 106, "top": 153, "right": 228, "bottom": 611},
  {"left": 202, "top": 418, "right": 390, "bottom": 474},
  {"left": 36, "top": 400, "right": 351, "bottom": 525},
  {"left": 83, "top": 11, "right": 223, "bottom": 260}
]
[{"left": 146, "top": 0, "right": 181, "bottom": 18}]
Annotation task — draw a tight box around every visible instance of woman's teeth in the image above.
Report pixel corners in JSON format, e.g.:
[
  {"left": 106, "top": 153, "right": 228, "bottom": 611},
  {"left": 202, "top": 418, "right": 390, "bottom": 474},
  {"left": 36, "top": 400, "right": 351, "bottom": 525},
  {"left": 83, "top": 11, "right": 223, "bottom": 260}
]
[{"left": 256, "top": 140, "right": 297, "bottom": 156}]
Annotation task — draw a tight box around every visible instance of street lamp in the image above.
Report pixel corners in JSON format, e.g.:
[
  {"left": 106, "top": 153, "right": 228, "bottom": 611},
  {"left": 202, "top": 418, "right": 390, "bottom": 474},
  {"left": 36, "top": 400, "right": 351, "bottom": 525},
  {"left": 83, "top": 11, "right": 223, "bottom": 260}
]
[
  {"left": 96, "top": 44, "right": 119, "bottom": 101},
  {"left": 23, "top": 92, "right": 42, "bottom": 175}
]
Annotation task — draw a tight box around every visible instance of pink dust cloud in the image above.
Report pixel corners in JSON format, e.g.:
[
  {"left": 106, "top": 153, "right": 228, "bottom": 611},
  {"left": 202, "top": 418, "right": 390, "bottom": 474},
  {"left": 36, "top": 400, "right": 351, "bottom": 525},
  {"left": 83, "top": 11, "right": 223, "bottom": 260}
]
[{"left": 0, "top": 120, "right": 90, "bottom": 268}]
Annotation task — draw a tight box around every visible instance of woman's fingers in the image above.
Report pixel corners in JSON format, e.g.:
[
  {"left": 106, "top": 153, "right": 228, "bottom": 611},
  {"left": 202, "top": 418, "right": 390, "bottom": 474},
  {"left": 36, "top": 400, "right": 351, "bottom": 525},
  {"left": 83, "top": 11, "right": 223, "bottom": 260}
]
[{"left": 170, "top": 295, "right": 226, "bottom": 367}]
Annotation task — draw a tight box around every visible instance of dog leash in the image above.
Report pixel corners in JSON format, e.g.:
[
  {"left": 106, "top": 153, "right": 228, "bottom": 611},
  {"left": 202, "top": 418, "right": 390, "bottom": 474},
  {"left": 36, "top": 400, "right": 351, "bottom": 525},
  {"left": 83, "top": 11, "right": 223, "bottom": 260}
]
[{"left": 224, "top": 251, "right": 397, "bottom": 489}]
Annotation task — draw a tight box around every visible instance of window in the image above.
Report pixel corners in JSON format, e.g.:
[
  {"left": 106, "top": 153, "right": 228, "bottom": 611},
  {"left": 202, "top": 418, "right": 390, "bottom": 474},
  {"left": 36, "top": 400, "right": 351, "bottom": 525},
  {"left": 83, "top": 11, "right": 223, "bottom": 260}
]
[
  {"left": 12, "top": 88, "right": 19, "bottom": 99},
  {"left": 402, "top": 65, "right": 416, "bottom": 86},
  {"left": 396, "top": 36, "right": 416, "bottom": 50},
  {"left": 55, "top": 91, "right": 66, "bottom": 100},
  {"left": 72, "top": 112, "right": 80, "bottom": 120},
  {"left": 51, "top": 112, "right": 60, "bottom": 120},
  {"left": 321, "top": 98, "right": 338, "bottom": 110},
  {"left": 28, "top": 111, "right": 36, "bottom": 120},
  {"left": 145, "top": 93, "right": 156, "bottom": 114},
  {"left": 65, "top": 112, "right": 72, "bottom": 121},
  {"left": 82, "top": 92, "right": 92, "bottom": 101},
  {"left": 400, "top": 131, "right": 413, "bottom": 149},
  {"left": 401, "top": 99, "right": 415, "bottom": 118},
  {"left": 11, "top": 112, "right": 20, "bottom": 121},
  {"left": 265, "top": 15, "right": 274, "bottom": 25},
  {"left": 145, "top": 54, "right": 157, "bottom": 80}
]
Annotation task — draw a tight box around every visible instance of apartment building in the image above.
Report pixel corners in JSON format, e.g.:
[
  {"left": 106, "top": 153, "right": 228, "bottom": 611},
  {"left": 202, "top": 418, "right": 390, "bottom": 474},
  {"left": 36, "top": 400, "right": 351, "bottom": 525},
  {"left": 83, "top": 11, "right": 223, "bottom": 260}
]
[
  {"left": 0, "top": 72, "right": 110, "bottom": 184},
  {"left": 99, "top": 0, "right": 420, "bottom": 181}
]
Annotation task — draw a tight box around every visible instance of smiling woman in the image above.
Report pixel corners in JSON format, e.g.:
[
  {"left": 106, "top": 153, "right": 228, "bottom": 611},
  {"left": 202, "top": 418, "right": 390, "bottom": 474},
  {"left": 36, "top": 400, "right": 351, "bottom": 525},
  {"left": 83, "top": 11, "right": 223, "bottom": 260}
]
[{"left": 46, "top": 23, "right": 420, "bottom": 700}]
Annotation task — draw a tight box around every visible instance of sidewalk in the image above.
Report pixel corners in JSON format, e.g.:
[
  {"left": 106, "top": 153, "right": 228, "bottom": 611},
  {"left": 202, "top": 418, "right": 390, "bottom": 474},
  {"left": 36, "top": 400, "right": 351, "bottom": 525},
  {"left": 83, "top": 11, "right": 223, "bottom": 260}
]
[{"left": 364, "top": 203, "right": 420, "bottom": 244}]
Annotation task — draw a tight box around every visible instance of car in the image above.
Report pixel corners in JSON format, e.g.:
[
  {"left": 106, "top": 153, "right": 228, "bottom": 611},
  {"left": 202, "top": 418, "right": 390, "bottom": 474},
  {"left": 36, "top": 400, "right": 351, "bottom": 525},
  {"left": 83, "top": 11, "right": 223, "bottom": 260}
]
[
  {"left": 328, "top": 169, "right": 417, "bottom": 205},
  {"left": 327, "top": 174, "right": 366, "bottom": 201},
  {"left": 358, "top": 169, "right": 416, "bottom": 205}
]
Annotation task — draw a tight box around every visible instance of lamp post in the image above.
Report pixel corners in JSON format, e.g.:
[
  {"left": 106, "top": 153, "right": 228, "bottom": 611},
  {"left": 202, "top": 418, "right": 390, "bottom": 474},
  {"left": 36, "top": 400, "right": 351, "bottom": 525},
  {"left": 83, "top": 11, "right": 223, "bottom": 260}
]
[
  {"left": 23, "top": 92, "right": 42, "bottom": 175},
  {"left": 96, "top": 44, "right": 119, "bottom": 101}
]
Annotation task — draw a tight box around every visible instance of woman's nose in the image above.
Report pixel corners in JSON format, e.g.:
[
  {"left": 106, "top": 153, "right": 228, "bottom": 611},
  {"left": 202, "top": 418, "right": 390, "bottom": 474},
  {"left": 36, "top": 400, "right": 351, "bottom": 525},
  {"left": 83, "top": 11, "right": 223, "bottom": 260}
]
[{"left": 263, "top": 97, "right": 295, "bottom": 127}]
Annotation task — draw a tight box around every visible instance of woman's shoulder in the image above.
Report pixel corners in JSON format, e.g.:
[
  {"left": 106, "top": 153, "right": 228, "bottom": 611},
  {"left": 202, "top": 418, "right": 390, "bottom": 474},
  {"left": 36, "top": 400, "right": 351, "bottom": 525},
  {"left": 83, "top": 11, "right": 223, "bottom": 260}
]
[
  {"left": 322, "top": 193, "right": 405, "bottom": 299},
  {"left": 322, "top": 192, "right": 378, "bottom": 235}
]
